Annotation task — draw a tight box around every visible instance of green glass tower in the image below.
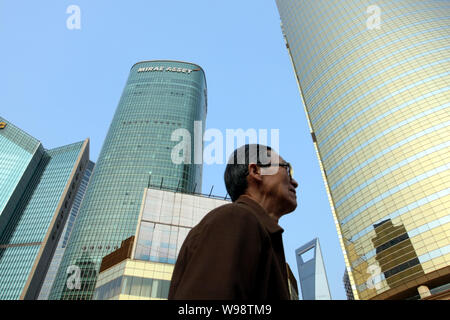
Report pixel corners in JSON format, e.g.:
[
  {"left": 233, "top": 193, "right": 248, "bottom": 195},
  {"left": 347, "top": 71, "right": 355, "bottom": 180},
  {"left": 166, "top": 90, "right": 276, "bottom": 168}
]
[
  {"left": 0, "top": 117, "right": 89, "bottom": 300},
  {"left": 276, "top": 0, "right": 449, "bottom": 299},
  {"left": 38, "top": 160, "right": 95, "bottom": 300},
  {"left": 49, "top": 60, "right": 207, "bottom": 300}
]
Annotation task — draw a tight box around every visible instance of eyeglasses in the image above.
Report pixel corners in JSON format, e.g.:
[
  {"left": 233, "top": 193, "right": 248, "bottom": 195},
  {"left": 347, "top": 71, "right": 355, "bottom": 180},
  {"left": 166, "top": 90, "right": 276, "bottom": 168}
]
[{"left": 257, "top": 162, "right": 294, "bottom": 180}]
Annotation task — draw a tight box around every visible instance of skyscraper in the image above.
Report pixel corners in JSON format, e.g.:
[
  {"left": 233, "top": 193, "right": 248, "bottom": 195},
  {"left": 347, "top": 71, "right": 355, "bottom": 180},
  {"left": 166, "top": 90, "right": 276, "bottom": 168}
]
[
  {"left": 343, "top": 269, "right": 355, "bottom": 300},
  {"left": 49, "top": 60, "right": 207, "bottom": 300},
  {"left": 38, "top": 161, "right": 95, "bottom": 300},
  {"left": 295, "top": 238, "right": 332, "bottom": 300},
  {"left": 0, "top": 117, "right": 89, "bottom": 300},
  {"left": 276, "top": 0, "right": 450, "bottom": 299}
]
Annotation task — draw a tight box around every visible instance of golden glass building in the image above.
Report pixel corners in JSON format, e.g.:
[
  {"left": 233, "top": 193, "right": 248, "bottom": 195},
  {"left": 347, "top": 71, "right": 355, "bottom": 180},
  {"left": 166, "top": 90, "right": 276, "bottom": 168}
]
[{"left": 275, "top": 0, "right": 450, "bottom": 299}]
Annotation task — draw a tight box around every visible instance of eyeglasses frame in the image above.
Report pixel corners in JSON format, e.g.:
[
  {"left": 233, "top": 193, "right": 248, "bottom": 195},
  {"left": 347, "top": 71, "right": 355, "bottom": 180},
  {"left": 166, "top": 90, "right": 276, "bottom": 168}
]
[{"left": 256, "top": 162, "right": 294, "bottom": 180}]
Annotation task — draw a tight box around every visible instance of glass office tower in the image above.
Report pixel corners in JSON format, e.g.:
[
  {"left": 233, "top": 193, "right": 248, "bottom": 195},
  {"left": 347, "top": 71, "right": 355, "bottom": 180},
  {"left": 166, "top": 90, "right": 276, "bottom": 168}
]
[
  {"left": 0, "top": 117, "right": 89, "bottom": 300},
  {"left": 0, "top": 117, "right": 43, "bottom": 238},
  {"left": 343, "top": 269, "right": 355, "bottom": 300},
  {"left": 296, "top": 238, "right": 332, "bottom": 300},
  {"left": 38, "top": 160, "right": 95, "bottom": 300},
  {"left": 276, "top": 1, "right": 450, "bottom": 299},
  {"left": 49, "top": 60, "right": 207, "bottom": 300}
]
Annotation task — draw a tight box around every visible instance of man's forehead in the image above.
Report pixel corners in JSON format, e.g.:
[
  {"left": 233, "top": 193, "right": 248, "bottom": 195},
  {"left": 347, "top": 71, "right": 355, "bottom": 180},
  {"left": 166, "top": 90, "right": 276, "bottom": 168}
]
[{"left": 268, "top": 151, "right": 282, "bottom": 163}]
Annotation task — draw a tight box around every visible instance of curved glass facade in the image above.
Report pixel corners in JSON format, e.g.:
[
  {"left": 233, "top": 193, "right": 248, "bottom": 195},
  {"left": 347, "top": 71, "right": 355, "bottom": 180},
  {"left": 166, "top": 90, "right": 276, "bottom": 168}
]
[
  {"left": 276, "top": 0, "right": 450, "bottom": 299},
  {"left": 49, "top": 61, "right": 207, "bottom": 300}
]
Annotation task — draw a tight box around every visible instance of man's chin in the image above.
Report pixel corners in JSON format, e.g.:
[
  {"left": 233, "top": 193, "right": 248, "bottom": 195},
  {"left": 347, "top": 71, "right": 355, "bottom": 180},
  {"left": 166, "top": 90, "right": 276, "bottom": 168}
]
[{"left": 284, "top": 199, "right": 297, "bottom": 214}]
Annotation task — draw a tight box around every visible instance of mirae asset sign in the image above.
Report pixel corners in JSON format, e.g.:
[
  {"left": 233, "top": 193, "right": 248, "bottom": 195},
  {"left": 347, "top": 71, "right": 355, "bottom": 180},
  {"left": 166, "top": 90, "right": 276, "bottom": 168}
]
[{"left": 137, "top": 66, "right": 199, "bottom": 74}]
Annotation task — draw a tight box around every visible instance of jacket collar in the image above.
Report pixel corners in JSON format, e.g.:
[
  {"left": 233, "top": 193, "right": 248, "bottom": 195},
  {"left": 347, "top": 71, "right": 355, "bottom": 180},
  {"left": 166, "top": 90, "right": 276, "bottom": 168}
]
[{"left": 236, "top": 195, "right": 284, "bottom": 234}]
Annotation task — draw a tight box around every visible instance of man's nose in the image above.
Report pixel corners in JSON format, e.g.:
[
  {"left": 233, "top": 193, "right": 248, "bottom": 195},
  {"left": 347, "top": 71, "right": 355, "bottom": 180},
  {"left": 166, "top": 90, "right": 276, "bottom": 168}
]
[{"left": 291, "top": 177, "right": 299, "bottom": 189}]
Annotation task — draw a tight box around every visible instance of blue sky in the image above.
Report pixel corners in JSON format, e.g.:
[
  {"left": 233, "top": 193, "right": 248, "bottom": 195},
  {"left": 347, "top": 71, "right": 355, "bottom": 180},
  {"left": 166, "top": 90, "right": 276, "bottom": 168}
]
[{"left": 0, "top": 0, "right": 346, "bottom": 299}]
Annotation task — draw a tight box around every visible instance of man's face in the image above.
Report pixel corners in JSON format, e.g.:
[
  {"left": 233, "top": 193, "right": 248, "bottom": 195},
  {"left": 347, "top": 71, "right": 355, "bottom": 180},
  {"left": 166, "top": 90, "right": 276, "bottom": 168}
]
[{"left": 260, "top": 152, "right": 299, "bottom": 215}]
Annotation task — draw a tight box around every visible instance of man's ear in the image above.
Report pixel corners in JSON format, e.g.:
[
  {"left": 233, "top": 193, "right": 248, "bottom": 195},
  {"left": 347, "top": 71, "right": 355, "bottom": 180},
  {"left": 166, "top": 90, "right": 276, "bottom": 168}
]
[{"left": 248, "top": 163, "right": 263, "bottom": 183}]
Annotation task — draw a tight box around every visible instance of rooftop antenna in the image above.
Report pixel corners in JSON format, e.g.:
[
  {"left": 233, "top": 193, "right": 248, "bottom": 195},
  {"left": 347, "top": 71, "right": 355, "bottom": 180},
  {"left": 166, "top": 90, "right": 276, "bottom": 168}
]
[
  {"left": 193, "top": 183, "right": 197, "bottom": 194},
  {"left": 209, "top": 186, "right": 214, "bottom": 197},
  {"left": 160, "top": 177, "right": 164, "bottom": 190}
]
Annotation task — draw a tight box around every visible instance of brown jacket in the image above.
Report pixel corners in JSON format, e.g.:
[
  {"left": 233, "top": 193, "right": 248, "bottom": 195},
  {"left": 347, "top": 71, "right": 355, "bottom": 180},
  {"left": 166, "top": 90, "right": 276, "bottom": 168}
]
[{"left": 168, "top": 195, "right": 290, "bottom": 300}]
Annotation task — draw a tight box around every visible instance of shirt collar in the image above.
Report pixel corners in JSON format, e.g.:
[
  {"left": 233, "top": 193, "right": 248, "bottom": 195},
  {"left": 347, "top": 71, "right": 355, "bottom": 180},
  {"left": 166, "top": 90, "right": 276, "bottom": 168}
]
[{"left": 236, "top": 195, "right": 284, "bottom": 234}]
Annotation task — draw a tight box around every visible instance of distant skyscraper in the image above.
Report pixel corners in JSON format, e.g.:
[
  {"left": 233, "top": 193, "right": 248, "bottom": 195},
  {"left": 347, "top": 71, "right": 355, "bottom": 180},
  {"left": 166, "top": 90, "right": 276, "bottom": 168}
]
[
  {"left": 295, "top": 238, "right": 332, "bottom": 300},
  {"left": 276, "top": 0, "right": 450, "bottom": 299},
  {"left": 49, "top": 60, "right": 207, "bottom": 300},
  {"left": 286, "top": 263, "right": 299, "bottom": 300},
  {"left": 0, "top": 117, "right": 89, "bottom": 300},
  {"left": 343, "top": 269, "right": 355, "bottom": 300},
  {"left": 38, "top": 161, "right": 95, "bottom": 300}
]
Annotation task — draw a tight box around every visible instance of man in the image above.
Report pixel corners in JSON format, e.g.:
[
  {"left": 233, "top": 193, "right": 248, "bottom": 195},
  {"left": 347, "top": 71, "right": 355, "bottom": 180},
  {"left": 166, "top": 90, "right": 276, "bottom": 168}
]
[{"left": 168, "top": 144, "right": 298, "bottom": 299}]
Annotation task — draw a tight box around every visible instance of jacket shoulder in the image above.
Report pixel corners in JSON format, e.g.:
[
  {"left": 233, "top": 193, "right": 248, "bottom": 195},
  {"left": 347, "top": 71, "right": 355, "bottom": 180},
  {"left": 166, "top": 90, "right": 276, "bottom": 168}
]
[{"left": 199, "top": 200, "right": 261, "bottom": 225}]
